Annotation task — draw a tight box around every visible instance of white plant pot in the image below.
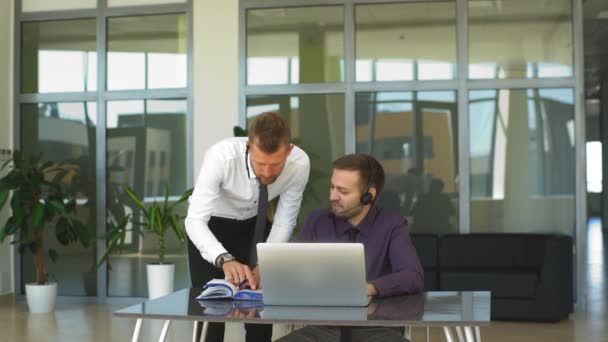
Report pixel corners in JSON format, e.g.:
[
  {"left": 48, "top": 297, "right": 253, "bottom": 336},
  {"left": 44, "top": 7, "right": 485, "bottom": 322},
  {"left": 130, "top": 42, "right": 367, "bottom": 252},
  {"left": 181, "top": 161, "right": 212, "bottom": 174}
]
[
  {"left": 147, "top": 263, "right": 175, "bottom": 300},
  {"left": 25, "top": 282, "right": 57, "bottom": 313}
]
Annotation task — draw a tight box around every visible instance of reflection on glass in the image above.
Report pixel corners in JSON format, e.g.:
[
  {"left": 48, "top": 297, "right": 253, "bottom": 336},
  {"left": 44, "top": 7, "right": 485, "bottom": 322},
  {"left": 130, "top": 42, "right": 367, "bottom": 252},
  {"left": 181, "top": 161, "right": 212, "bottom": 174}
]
[
  {"left": 108, "top": 0, "right": 186, "bottom": 7},
  {"left": 107, "top": 14, "right": 187, "bottom": 90},
  {"left": 469, "top": 88, "right": 575, "bottom": 234},
  {"left": 468, "top": 0, "right": 572, "bottom": 79},
  {"left": 355, "top": 91, "right": 458, "bottom": 234},
  {"left": 246, "top": 94, "right": 345, "bottom": 221},
  {"left": 355, "top": 2, "right": 456, "bottom": 81},
  {"left": 22, "top": 0, "right": 96, "bottom": 12},
  {"left": 247, "top": 7, "right": 344, "bottom": 85},
  {"left": 22, "top": 20, "right": 97, "bottom": 93},
  {"left": 20, "top": 102, "right": 97, "bottom": 296},
  {"left": 587, "top": 142, "right": 602, "bottom": 193},
  {"left": 106, "top": 99, "right": 188, "bottom": 297}
]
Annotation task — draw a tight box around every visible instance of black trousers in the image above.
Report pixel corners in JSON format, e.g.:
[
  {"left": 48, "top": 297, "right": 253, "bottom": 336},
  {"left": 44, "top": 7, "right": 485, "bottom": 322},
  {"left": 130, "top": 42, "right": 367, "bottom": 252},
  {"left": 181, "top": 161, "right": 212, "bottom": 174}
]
[{"left": 188, "top": 215, "right": 272, "bottom": 342}]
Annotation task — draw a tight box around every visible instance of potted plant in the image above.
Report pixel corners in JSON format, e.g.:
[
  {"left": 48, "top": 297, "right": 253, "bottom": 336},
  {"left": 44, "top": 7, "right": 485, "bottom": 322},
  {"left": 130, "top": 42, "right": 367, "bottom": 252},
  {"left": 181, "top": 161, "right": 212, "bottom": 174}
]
[
  {"left": 0, "top": 151, "right": 91, "bottom": 313},
  {"left": 97, "top": 183, "right": 192, "bottom": 299}
]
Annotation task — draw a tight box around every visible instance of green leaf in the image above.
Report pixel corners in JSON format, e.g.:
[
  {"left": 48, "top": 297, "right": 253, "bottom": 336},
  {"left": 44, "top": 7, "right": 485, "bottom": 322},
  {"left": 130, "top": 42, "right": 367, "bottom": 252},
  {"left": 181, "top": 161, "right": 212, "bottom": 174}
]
[
  {"left": 123, "top": 186, "right": 148, "bottom": 217},
  {"left": 163, "top": 183, "right": 169, "bottom": 213},
  {"left": 0, "top": 189, "right": 9, "bottom": 210},
  {"left": 73, "top": 220, "right": 91, "bottom": 248},
  {"left": 233, "top": 126, "right": 248, "bottom": 137},
  {"left": 149, "top": 205, "right": 158, "bottom": 233},
  {"left": 170, "top": 215, "right": 185, "bottom": 242},
  {"left": 3, "top": 216, "right": 19, "bottom": 236},
  {"left": 48, "top": 249, "right": 58, "bottom": 263},
  {"left": 31, "top": 201, "right": 45, "bottom": 231},
  {"left": 47, "top": 199, "right": 66, "bottom": 216},
  {"left": 1, "top": 158, "right": 12, "bottom": 170},
  {"left": 174, "top": 188, "right": 193, "bottom": 206},
  {"left": 55, "top": 218, "right": 70, "bottom": 245},
  {"left": 95, "top": 235, "right": 119, "bottom": 270},
  {"left": 155, "top": 206, "right": 164, "bottom": 234}
]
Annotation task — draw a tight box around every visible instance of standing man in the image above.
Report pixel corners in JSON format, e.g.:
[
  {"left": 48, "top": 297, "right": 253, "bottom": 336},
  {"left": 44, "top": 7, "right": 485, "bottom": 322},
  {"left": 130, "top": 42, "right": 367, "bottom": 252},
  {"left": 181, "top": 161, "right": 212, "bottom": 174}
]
[
  {"left": 277, "top": 153, "right": 423, "bottom": 342},
  {"left": 186, "top": 112, "right": 310, "bottom": 342}
]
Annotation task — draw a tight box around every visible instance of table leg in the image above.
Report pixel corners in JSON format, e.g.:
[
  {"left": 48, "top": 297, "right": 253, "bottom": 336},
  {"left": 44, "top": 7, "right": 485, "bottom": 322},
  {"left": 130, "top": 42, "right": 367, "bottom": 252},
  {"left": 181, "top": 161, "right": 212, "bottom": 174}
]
[
  {"left": 443, "top": 326, "right": 455, "bottom": 342},
  {"left": 158, "top": 320, "right": 171, "bottom": 342},
  {"left": 340, "top": 327, "right": 352, "bottom": 342},
  {"left": 464, "top": 326, "right": 475, "bottom": 342},
  {"left": 132, "top": 318, "right": 143, "bottom": 342},
  {"left": 426, "top": 326, "right": 430, "bottom": 342},
  {"left": 475, "top": 326, "right": 481, "bottom": 342}
]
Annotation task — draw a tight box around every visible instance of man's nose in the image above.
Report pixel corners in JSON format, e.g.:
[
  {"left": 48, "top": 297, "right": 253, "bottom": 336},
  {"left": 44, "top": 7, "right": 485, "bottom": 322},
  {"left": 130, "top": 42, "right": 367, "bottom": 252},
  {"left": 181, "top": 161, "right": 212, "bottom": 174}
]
[{"left": 329, "top": 189, "right": 339, "bottom": 201}]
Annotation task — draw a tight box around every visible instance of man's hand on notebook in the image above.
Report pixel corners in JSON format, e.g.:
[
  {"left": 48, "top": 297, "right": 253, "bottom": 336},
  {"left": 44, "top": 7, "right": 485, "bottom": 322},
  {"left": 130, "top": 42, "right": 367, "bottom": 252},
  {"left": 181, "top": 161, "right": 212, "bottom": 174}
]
[{"left": 222, "top": 261, "right": 258, "bottom": 290}]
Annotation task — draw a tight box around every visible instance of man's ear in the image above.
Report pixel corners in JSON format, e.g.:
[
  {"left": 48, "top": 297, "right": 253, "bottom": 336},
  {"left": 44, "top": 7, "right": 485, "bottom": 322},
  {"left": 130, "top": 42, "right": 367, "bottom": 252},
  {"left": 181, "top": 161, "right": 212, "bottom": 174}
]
[{"left": 369, "top": 187, "right": 377, "bottom": 202}]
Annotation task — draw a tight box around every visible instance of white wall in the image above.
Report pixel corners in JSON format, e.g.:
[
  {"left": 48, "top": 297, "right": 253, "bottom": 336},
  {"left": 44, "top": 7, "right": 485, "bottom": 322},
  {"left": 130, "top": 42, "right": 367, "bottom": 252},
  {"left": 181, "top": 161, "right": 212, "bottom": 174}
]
[
  {"left": 0, "top": 0, "right": 14, "bottom": 295},
  {"left": 192, "top": 0, "right": 240, "bottom": 178}
]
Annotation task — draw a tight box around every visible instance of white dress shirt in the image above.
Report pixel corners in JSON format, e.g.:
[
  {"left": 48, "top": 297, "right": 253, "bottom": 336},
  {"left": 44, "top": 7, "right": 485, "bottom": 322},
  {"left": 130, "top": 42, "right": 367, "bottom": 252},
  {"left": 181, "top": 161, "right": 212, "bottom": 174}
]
[{"left": 185, "top": 137, "right": 310, "bottom": 265}]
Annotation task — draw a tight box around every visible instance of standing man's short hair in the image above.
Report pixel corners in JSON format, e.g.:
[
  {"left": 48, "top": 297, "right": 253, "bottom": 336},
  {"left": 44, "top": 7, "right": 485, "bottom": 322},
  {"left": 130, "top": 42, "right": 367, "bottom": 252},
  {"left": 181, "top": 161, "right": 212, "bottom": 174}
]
[
  {"left": 248, "top": 112, "right": 291, "bottom": 153},
  {"left": 332, "top": 153, "right": 386, "bottom": 195}
]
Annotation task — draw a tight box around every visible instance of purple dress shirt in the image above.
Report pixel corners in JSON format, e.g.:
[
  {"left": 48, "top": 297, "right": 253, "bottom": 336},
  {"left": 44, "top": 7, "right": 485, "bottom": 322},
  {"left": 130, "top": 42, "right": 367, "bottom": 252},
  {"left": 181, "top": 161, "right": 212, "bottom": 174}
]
[{"left": 295, "top": 206, "right": 424, "bottom": 297}]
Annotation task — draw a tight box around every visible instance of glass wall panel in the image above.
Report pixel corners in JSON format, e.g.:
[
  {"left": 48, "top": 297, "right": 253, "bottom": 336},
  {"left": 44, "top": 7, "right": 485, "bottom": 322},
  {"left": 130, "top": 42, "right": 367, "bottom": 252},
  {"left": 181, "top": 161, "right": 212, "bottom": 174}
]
[
  {"left": 469, "top": 0, "right": 573, "bottom": 79},
  {"left": 355, "top": 2, "right": 456, "bottom": 81},
  {"left": 21, "top": 20, "right": 97, "bottom": 93},
  {"left": 22, "top": 0, "right": 96, "bottom": 12},
  {"left": 469, "top": 88, "right": 575, "bottom": 234},
  {"left": 355, "top": 91, "right": 458, "bottom": 234},
  {"left": 247, "top": 7, "right": 344, "bottom": 85},
  {"left": 108, "top": 0, "right": 186, "bottom": 7},
  {"left": 106, "top": 99, "right": 188, "bottom": 297},
  {"left": 107, "top": 14, "right": 187, "bottom": 90},
  {"left": 20, "top": 102, "right": 97, "bottom": 296},
  {"left": 246, "top": 94, "right": 345, "bottom": 223}
]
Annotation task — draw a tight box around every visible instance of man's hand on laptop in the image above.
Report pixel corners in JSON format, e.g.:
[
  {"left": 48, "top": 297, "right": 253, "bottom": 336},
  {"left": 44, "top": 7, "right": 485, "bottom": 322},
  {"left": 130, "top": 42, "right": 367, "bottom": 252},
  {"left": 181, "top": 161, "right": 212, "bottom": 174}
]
[
  {"left": 366, "top": 283, "right": 378, "bottom": 296},
  {"left": 222, "top": 261, "right": 258, "bottom": 290}
]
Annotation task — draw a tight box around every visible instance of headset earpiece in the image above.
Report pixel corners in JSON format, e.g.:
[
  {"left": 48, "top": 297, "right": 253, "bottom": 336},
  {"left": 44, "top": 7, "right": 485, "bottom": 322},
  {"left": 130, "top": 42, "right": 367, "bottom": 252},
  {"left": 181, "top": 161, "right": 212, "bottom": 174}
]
[
  {"left": 359, "top": 155, "right": 375, "bottom": 205},
  {"left": 360, "top": 192, "right": 373, "bottom": 205}
]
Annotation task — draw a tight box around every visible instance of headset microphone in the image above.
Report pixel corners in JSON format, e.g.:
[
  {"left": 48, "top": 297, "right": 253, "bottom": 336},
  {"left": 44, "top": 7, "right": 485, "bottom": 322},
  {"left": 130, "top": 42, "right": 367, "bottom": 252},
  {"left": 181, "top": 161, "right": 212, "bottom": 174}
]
[{"left": 330, "top": 203, "right": 364, "bottom": 217}]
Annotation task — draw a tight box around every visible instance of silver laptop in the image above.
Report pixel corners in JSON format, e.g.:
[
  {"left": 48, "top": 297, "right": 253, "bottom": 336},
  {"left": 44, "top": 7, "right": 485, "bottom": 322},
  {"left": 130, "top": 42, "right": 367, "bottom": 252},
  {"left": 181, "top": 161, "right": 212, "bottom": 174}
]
[{"left": 257, "top": 243, "right": 371, "bottom": 306}]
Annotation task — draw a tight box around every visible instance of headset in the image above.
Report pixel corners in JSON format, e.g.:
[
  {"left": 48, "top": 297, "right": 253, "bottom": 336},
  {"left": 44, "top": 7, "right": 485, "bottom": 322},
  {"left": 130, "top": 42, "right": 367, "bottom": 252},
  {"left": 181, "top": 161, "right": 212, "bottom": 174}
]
[{"left": 359, "top": 154, "right": 375, "bottom": 205}]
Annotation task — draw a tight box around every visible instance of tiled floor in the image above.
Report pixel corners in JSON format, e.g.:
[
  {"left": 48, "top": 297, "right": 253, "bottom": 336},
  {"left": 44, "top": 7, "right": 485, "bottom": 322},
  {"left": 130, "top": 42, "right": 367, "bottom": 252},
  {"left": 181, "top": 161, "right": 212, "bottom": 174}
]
[{"left": 0, "top": 219, "right": 605, "bottom": 341}]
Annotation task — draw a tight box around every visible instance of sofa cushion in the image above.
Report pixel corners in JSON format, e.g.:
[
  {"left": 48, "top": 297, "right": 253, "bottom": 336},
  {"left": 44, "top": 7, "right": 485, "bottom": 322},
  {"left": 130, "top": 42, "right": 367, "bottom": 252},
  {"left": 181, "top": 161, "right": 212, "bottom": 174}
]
[
  {"left": 440, "top": 271, "right": 539, "bottom": 298},
  {"left": 410, "top": 234, "right": 438, "bottom": 268},
  {"left": 439, "top": 234, "right": 552, "bottom": 269}
]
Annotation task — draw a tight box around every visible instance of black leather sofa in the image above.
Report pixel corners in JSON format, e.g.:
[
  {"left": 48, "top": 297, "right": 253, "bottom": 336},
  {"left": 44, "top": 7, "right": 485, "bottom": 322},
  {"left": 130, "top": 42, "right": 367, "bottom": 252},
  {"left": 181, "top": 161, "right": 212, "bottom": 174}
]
[{"left": 410, "top": 233, "right": 573, "bottom": 322}]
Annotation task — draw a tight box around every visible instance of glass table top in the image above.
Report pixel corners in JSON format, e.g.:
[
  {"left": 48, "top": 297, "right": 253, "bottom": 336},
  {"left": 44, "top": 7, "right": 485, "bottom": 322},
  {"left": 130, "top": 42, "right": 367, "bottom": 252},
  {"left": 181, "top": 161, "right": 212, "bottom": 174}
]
[{"left": 114, "top": 288, "right": 490, "bottom": 327}]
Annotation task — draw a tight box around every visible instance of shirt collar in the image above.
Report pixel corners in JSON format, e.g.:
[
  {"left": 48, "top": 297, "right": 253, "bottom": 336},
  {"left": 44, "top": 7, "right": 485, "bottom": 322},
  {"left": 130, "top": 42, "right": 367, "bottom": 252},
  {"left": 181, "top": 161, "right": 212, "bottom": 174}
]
[
  {"left": 334, "top": 206, "right": 379, "bottom": 238},
  {"left": 246, "top": 145, "right": 257, "bottom": 179}
]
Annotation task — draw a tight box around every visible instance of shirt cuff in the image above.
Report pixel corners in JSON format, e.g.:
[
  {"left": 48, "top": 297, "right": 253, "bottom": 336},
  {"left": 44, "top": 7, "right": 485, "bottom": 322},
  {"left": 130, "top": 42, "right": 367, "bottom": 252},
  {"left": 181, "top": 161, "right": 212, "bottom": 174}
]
[{"left": 206, "top": 244, "right": 229, "bottom": 267}]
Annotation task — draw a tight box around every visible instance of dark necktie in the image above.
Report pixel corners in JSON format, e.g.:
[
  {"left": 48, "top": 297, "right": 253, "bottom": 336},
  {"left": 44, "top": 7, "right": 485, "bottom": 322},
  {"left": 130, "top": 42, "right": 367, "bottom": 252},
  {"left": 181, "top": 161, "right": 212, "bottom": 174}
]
[
  {"left": 347, "top": 227, "right": 358, "bottom": 242},
  {"left": 249, "top": 183, "right": 268, "bottom": 267}
]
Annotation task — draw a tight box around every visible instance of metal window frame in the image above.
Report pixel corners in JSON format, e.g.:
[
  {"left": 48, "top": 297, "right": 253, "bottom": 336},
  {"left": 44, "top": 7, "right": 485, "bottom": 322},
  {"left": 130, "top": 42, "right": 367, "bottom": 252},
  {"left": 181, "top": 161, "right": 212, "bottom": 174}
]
[
  {"left": 13, "top": 0, "right": 193, "bottom": 304},
  {"left": 239, "top": 0, "right": 586, "bottom": 309}
]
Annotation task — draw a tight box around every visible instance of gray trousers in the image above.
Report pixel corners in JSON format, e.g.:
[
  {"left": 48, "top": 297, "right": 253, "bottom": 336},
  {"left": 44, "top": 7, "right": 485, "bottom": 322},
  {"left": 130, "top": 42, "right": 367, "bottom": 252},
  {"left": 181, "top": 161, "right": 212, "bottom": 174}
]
[{"left": 274, "top": 326, "right": 410, "bottom": 342}]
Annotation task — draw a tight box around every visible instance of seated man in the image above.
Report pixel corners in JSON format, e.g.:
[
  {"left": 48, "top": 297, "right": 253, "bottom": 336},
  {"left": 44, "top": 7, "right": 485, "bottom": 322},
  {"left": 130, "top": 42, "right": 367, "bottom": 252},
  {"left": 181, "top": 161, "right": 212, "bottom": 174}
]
[{"left": 277, "top": 153, "right": 424, "bottom": 342}]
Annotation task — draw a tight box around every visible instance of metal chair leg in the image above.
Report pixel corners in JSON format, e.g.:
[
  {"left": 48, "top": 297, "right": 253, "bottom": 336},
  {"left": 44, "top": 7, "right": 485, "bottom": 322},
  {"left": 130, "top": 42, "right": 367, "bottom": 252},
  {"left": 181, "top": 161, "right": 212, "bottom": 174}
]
[
  {"left": 403, "top": 325, "right": 412, "bottom": 339},
  {"left": 132, "top": 318, "right": 143, "bottom": 342},
  {"left": 158, "top": 320, "right": 171, "bottom": 342},
  {"left": 192, "top": 321, "right": 209, "bottom": 342}
]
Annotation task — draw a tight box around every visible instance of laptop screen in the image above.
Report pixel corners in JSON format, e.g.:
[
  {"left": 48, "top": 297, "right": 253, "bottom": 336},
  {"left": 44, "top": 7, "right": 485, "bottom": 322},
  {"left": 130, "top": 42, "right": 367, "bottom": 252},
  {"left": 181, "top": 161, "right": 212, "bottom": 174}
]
[{"left": 257, "top": 243, "right": 370, "bottom": 306}]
